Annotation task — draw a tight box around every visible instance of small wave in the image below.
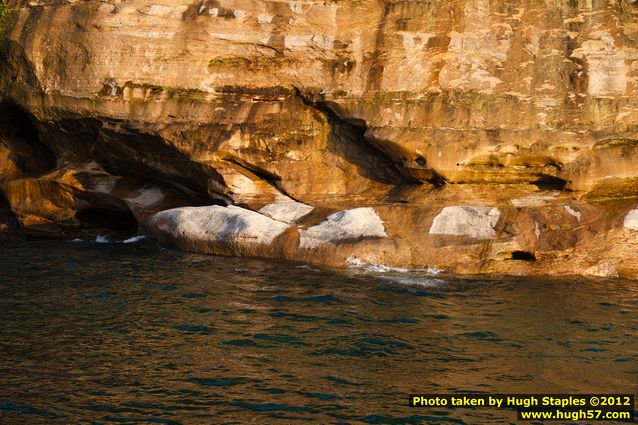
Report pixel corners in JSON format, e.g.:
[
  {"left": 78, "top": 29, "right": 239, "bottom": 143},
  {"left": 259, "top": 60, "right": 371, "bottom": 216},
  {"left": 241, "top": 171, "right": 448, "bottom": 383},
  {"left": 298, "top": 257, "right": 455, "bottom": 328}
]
[
  {"left": 122, "top": 235, "right": 148, "bottom": 244},
  {"left": 296, "top": 265, "right": 321, "bottom": 272},
  {"left": 346, "top": 257, "right": 407, "bottom": 272},
  {"left": 83, "top": 235, "right": 149, "bottom": 244},
  {"left": 414, "top": 266, "right": 444, "bottom": 275},
  {"left": 346, "top": 257, "right": 364, "bottom": 267},
  {"left": 362, "top": 264, "right": 409, "bottom": 273},
  {"left": 346, "top": 257, "right": 442, "bottom": 275},
  {"left": 378, "top": 275, "right": 446, "bottom": 288}
]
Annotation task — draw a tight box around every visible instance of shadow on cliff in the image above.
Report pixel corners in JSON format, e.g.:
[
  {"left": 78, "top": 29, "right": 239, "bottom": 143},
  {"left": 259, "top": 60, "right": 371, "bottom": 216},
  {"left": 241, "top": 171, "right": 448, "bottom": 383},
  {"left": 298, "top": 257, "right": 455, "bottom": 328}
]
[
  {"left": 33, "top": 116, "right": 224, "bottom": 206},
  {"left": 294, "top": 88, "right": 420, "bottom": 188},
  {"left": 0, "top": 100, "right": 57, "bottom": 178}
]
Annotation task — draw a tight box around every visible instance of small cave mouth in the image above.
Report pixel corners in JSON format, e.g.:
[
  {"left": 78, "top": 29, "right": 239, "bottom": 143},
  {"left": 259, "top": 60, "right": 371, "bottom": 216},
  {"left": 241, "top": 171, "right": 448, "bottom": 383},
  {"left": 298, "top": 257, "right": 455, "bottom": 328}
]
[
  {"left": 0, "top": 100, "right": 57, "bottom": 176},
  {"left": 510, "top": 251, "right": 536, "bottom": 261},
  {"left": 75, "top": 207, "right": 138, "bottom": 237},
  {"left": 533, "top": 175, "right": 566, "bottom": 191}
]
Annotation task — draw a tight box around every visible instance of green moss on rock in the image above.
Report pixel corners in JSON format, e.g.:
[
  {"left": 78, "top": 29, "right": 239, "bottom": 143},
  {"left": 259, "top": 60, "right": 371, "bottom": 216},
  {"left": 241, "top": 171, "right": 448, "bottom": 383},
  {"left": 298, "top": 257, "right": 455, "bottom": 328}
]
[
  {"left": 207, "top": 56, "right": 298, "bottom": 72},
  {"left": 593, "top": 138, "right": 638, "bottom": 150},
  {"left": 583, "top": 177, "right": 638, "bottom": 202},
  {"left": 0, "top": 0, "right": 16, "bottom": 53}
]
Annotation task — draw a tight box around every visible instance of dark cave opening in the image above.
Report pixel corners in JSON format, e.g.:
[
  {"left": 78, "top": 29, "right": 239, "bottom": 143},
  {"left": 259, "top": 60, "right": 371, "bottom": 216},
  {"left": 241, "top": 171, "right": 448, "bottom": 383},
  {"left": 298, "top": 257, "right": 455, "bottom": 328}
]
[
  {"left": 533, "top": 175, "right": 567, "bottom": 191},
  {"left": 510, "top": 251, "right": 536, "bottom": 261},
  {"left": 0, "top": 100, "right": 57, "bottom": 176},
  {"left": 0, "top": 101, "right": 38, "bottom": 140},
  {"left": 75, "top": 206, "right": 138, "bottom": 235}
]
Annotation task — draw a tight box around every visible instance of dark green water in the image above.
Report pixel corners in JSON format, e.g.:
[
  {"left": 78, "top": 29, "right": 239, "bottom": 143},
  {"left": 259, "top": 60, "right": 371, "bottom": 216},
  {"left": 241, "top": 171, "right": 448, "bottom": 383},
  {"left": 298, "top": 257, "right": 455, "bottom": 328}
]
[{"left": 0, "top": 240, "right": 636, "bottom": 424}]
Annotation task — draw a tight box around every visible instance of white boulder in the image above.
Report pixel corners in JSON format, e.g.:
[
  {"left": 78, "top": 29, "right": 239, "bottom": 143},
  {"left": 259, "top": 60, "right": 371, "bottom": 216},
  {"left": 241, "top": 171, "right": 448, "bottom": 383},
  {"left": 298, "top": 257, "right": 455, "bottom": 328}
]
[
  {"left": 259, "top": 202, "right": 314, "bottom": 223},
  {"left": 150, "top": 205, "right": 289, "bottom": 247},
  {"left": 623, "top": 208, "right": 638, "bottom": 231},
  {"left": 299, "top": 207, "right": 387, "bottom": 249},
  {"left": 584, "top": 261, "right": 619, "bottom": 278},
  {"left": 429, "top": 206, "right": 500, "bottom": 239}
]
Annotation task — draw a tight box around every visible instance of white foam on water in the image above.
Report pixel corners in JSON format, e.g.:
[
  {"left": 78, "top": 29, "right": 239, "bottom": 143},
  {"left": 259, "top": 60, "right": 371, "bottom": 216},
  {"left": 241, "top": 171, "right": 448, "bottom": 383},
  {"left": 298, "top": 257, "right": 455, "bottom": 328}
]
[
  {"left": 346, "top": 257, "right": 441, "bottom": 274},
  {"left": 70, "top": 238, "right": 84, "bottom": 242},
  {"left": 95, "top": 235, "right": 110, "bottom": 243},
  {"left": 378, "top": 275, "right": 446, "bottom": 288},
  {"left": 413, "top": 267, "right": 444, "bottom": 276},
  {"left": 346, "top": 257, "right": 365, "bottom": 267},
  {"left": 363, "top": 263, "right": 410, "bottom": 273},
  {"left": 296, "top": 265, "right": 321, "bottom": 272},
  {"left": 122, "top": 235, "right": 148, "bottom": 244},
  {"left": 345, "top": 257, "right": 447, "bottom": 287}
]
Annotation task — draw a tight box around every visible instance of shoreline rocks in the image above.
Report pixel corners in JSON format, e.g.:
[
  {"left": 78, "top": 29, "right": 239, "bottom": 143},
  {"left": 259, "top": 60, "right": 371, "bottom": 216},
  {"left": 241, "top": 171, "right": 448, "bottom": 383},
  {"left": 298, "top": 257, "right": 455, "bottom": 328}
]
[
  {"left": 142, "top": 198, "right": 638, "bottom": 279},
  {"left": 150, "top": 205, "right": 290, "bottom": 257}
]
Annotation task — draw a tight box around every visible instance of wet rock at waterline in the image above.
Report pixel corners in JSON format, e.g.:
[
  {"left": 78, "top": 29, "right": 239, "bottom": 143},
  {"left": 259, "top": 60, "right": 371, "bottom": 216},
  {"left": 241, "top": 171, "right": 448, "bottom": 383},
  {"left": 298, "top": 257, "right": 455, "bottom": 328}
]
[
  {"left": 148, "top": 205, "right": 394, "bottom": 265},
  {"left": 150, "top": 205, "right": 290, "bottom": 257}
]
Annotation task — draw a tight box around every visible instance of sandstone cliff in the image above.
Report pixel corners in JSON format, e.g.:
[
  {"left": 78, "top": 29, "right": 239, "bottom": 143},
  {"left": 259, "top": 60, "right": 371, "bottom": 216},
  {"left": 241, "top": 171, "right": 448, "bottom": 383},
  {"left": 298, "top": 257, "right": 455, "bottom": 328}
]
[{"left": 2, "top": 0, "right": 638, "bottom": 277}]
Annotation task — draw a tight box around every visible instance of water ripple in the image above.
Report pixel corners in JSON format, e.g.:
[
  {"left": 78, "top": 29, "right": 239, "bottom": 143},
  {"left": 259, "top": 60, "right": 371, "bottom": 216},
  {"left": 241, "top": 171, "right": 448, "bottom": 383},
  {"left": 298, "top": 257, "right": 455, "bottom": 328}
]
[{"left": 0, "top": 241, "right": 636, "bottom": 424}]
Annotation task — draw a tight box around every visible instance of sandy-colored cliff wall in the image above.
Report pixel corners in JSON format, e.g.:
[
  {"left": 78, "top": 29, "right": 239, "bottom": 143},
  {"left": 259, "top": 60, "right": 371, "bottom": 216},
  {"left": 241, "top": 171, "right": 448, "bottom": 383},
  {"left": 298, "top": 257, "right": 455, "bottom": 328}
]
[{"left": 2, "top": 0, "right": 638, "bottom": 277}]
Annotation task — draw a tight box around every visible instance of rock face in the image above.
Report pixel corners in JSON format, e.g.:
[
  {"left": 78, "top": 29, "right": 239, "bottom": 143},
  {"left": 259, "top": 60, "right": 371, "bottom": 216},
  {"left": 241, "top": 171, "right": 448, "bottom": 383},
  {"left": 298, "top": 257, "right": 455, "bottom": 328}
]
[
  {"left": 429, "top": 206, "right": 500, "bottom": 239},
  {"left": 2, "top": 0, "right": 638, "bottom": 277}
]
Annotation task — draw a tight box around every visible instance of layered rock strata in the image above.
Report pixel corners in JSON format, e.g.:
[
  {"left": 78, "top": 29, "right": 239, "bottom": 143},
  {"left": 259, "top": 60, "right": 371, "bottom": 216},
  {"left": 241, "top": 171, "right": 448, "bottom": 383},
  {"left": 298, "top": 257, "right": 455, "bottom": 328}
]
[{"left": 1, "top": 0, "right": 638, "bottom": 277}]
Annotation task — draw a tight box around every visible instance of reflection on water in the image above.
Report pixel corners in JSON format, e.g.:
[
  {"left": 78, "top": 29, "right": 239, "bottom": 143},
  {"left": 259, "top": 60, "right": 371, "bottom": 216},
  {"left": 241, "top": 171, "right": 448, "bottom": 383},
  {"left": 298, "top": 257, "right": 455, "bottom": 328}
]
[{"left": 0, "top": 240, "right": 636, "bottom": 424}]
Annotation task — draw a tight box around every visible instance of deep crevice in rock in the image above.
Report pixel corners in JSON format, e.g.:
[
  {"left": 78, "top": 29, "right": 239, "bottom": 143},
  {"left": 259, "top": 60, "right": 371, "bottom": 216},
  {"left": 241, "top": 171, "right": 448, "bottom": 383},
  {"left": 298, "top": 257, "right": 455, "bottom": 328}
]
[
  {"left": 224, "top": 157, "right": 304, "bottom": 203},
  {"left": 31, "top": 116, "right": 220, "bottom": 207},
  {"left": 225, "top": 157, "right": 281, "bottom": 185},
  {"left": 293, "top": 88, "right": 420, "bottom": 187}
]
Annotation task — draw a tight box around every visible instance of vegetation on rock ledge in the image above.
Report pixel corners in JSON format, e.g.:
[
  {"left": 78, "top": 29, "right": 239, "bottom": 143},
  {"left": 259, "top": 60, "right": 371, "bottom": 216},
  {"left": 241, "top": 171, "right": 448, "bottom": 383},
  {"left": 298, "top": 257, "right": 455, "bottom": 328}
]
[{"left": 0, "top": 0, "right": 15, "bottom": 53}]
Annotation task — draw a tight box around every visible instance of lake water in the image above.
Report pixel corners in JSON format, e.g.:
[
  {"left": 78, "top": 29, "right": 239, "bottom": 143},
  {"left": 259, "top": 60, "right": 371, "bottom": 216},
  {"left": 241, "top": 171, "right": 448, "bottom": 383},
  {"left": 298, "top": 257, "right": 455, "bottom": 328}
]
[{"left": 0, "top": 240, "right": 636, "bottom": 424}]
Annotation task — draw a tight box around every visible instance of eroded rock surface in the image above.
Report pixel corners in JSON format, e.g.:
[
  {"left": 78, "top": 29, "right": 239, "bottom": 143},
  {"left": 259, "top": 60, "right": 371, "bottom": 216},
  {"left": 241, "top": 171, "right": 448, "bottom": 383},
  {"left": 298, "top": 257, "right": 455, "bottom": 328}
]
[
  {"left": 299, "top": 207, "right": 387, "bottom": 249},
  {"left": 2, "top": 0, "right": 638, "bottom": 277},
  {"left": 259, "top": 202, "right": 314, "bottom": 223},
  {"left": 429, "top": 206, "right": 500, "bottom": 239}
]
